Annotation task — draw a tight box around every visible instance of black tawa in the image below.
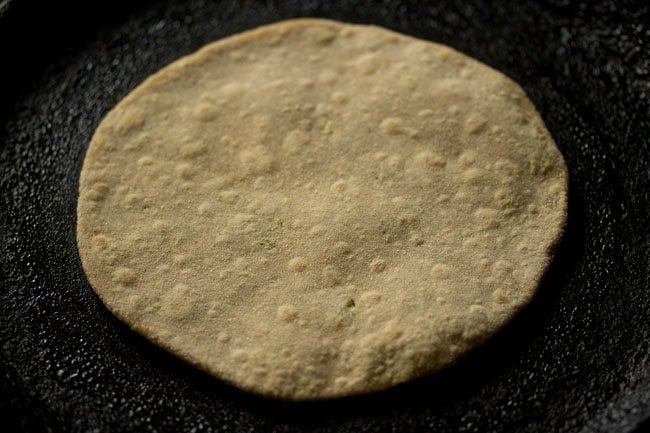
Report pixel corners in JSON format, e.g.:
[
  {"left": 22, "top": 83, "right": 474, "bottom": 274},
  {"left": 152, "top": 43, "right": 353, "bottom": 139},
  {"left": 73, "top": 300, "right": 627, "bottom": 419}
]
[{"left": 1, "top": 1, "right": 648, "bottom": 432}]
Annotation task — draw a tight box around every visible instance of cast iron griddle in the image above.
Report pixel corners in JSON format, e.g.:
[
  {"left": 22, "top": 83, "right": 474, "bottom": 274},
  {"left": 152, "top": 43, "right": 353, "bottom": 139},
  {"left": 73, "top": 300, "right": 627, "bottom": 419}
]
[{"left": 1, "top": 0, "right": 649, "bottom": 432}]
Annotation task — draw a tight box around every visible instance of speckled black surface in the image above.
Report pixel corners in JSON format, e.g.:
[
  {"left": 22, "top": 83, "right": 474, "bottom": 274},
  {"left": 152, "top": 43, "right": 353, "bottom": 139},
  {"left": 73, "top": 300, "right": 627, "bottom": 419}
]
[{"left": 1, "top": 0, "right": 648, "bottom": 432}]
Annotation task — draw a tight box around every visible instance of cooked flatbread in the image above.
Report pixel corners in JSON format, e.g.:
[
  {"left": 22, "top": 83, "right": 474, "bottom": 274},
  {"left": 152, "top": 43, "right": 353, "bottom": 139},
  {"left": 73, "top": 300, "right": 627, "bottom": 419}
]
[{"left": 77, "top": 19, "right": 568, "bottom": 400}]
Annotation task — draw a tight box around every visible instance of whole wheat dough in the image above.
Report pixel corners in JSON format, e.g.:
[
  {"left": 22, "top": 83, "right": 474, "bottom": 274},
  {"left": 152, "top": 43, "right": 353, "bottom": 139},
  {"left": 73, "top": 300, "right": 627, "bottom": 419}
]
[{"left": 77, "top": 19, "right": 568, "bottom": 400}]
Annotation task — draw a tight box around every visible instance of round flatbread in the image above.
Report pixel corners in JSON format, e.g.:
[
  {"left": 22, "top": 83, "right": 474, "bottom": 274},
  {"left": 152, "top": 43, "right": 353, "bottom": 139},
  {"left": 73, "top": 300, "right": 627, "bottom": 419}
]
[{"left": 77, "top": 19, "right": 568, "bottom": 400}]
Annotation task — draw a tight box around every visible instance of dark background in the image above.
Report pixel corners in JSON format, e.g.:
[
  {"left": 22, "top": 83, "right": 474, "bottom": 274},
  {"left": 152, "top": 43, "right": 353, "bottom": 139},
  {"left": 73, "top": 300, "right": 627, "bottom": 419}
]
[{"left": 1, "top": 0, "right": 648, "bottom": 432}]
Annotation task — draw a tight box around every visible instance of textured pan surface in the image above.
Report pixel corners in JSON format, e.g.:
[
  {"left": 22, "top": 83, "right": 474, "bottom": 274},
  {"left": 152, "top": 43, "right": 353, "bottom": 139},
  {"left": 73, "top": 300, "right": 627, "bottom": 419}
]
[{"left": 0, "top": 1, "right": 648, "bottom": 432}]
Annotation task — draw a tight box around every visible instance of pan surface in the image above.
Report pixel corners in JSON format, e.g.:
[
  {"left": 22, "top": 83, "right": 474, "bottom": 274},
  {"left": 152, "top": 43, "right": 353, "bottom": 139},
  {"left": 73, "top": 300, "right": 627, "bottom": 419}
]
[{"left": 1, "top": 1, "right": 648, "bottom": 432}]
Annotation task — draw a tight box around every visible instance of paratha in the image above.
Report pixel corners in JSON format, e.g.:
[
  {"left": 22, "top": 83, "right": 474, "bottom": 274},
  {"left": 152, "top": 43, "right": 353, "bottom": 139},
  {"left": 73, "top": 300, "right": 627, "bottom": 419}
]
[{"left": 77, "top": 19, "right": 568, "bottom": 400}]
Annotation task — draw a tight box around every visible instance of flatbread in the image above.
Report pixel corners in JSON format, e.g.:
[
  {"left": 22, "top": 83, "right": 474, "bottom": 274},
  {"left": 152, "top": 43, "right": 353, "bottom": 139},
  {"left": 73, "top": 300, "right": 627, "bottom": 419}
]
[{"left": 77, "top": 19, "right": 568, "bottom": 400}]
